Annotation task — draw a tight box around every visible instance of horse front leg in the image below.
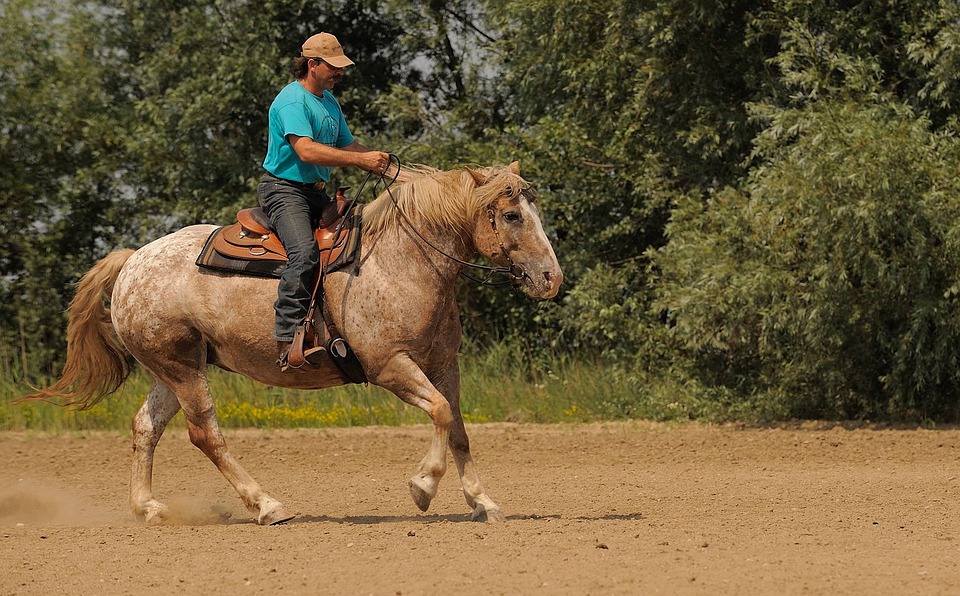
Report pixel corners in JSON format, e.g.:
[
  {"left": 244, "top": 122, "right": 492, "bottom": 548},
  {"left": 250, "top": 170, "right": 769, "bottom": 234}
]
[
  {"left": 375, "top": 358, "right": 453, "bottom": 513},
  {"left": 408, "top": 401, "right": 452, "bottom": 513},
  {"left": 380, "top": 355, "right": 502, "bottom": 522},
  {"left": 436, "top": 363, "right": 504, "bottom": 522},
  {"left": 449, "top": 410, "right": 504, "bottom": 522}
]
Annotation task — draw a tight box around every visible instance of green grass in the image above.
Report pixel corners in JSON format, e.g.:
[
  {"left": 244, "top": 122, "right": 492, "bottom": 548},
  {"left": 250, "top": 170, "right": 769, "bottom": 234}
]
[{"left": 0, "top": 350, "right": 636, "bottom": 432}]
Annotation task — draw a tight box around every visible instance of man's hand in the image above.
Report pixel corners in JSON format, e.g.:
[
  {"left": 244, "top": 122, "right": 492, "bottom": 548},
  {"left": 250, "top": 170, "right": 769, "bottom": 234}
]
[{"left": 356, "top": 150, "right": 391, "bottom": 174}]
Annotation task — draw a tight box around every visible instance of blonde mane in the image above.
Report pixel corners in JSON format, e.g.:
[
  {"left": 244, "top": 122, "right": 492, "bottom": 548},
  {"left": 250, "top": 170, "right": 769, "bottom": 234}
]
[{"left": 361, "top": 164, "right": 533, "bottom": 238}]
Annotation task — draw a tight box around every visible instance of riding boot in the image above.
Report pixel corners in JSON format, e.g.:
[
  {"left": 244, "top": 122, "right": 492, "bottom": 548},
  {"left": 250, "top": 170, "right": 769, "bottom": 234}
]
[{"left": 277, "top": 340, "right": 293, "bottom": 371}]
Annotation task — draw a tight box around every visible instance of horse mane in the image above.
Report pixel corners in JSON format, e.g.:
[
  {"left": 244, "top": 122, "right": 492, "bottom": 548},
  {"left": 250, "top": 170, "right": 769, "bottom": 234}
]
[{"left": 361, "top": 164, "right": 533, "bottom": 238}]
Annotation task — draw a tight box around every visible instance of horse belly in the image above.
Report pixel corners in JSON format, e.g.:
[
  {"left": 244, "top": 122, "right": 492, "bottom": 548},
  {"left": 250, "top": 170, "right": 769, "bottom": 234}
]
[{"left": 111, "top": 225, "right": 350, "bottom": 391}]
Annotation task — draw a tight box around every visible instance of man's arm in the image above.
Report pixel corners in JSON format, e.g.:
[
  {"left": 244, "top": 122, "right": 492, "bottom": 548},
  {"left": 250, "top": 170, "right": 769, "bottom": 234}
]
[{"left": 288, "top": 135, "right": 389, "bottom": 173}]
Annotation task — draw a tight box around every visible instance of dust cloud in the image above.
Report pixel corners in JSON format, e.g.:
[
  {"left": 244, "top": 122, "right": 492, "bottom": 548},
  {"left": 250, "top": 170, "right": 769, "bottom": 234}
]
[{"left": 0, "top": 480, "right": 115, "bottom": 526}]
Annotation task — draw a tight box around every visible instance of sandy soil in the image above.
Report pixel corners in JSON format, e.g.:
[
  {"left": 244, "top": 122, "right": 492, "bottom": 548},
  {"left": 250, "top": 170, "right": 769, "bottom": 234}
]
[{"left": 1, "top": 421, "right": 959, "bottom": 595}]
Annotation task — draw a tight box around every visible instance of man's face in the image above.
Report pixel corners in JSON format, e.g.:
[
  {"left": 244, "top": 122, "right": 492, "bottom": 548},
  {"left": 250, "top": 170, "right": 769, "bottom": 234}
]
[{"left": 311, "top": 59, "right": 346, "bottom": 91}]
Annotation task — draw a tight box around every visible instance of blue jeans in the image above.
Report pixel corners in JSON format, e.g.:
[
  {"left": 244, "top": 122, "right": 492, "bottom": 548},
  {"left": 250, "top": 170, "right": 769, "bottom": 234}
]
[{"left": 256, "top": 173, "right": 330, "bottom": 342}]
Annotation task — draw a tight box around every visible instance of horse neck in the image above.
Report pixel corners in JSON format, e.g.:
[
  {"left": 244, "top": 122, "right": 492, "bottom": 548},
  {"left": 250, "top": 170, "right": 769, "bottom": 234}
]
[{"left": 374, "top": 213, "right": 475, "bottom": 290}]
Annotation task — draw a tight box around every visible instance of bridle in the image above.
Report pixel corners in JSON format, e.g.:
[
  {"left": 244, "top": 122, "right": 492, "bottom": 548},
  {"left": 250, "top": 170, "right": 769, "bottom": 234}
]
[
  {"left": 354, "top": 155, "right": 527, "bottom": 287},
  {"left": 473, "top": 204, "right": 527, "bottom": 285}
]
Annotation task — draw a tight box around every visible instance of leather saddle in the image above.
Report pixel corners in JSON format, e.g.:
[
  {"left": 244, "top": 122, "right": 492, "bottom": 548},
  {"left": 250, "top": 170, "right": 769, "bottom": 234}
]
[{"left": 211, "top": 187, "right": 354, "bottom": 271}]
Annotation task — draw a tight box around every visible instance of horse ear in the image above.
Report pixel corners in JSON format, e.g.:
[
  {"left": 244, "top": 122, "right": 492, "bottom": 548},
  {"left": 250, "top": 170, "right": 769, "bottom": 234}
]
[
  {"left": 507, "top": 161, "right": 520, "bottom": 175},
  {"left": 467, "top": 167, "right": 486, "bottom": 186}
]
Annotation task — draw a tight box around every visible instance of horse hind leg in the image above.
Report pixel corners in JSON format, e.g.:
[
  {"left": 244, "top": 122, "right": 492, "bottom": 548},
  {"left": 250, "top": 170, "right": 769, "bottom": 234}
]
[
  {"left": 136, "top": 342, "right": 294, "bottom": 526},
  {"left": 174, "top": 371, "right": 295, "bottom": 526},
  {"left": 130, "top": 379, "right": 181, "bottom": 524}
]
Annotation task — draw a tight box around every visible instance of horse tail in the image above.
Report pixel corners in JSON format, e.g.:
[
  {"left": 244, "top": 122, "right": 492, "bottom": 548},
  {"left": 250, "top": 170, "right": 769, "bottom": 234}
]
[{"left": 19, "top": 248, "right": 136, "bottom": 410}]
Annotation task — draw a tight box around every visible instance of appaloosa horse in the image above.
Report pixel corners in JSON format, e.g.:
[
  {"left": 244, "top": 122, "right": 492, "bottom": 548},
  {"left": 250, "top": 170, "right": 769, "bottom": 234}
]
[{"left": 24, "top": 162, "right": 562, "bottom": 525}]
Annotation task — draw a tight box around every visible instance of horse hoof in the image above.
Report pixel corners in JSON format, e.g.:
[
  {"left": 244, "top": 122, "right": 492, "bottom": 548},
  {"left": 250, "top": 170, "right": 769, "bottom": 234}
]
[
  {"left": 138, "top": 500, "right": 170, "bottom": 525},
  {"left": 143, "top": 510, "right": 166, "bottom": 525},
  {"left": 261, "top": 508, "right": 295, "bottom": 526},
  {"left": 259, "top": 505, "right": 296, "bottom": 526},
  {"left": 408, "top": 480, "right": 432, "bottom": 512},
  {"left": 471, "top": 505, "right": 505, "bottom": 523}
]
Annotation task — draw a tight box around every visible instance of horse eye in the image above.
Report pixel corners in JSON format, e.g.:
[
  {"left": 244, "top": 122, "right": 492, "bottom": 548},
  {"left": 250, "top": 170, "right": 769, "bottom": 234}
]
[{"left": 503, "top": 211, "right": 521, "bottom": 223}]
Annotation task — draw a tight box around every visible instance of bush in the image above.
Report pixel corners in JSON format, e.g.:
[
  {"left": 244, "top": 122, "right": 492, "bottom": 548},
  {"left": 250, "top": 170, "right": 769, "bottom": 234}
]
[{"left": 648, "top": 89, "right": 960, "bottom": 421}]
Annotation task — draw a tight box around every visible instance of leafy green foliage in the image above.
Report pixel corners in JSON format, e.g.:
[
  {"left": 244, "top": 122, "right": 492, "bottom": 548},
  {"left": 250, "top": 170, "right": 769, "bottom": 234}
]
[
  {"left": 0, "top": 0, "right": 138, "bottom": 375},
  {"left": 651, "top": 30, "right": 960, "bottom": 421},
  {"left": 8, "top": 0, "right": 960, "bottom": 422}
]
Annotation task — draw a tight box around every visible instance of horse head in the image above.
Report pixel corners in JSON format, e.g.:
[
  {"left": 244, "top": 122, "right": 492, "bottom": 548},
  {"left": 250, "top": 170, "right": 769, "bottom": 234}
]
[{"left": 467, "top": 162, "right": 563, "bottom": 299}]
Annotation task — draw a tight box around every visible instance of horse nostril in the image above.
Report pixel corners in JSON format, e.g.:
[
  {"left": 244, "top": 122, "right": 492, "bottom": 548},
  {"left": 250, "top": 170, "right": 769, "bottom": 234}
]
[{"left": 545, "top": 270, "right": 563, "bottom": 286}]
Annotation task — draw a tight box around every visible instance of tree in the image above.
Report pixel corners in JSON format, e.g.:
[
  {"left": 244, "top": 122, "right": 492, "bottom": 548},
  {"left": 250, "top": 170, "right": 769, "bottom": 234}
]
[
  {"left": 649, "top": 23, "right": 960, "bottom": 421},
  {"left": 0, "top": 0, "right": 137, "bottom": 376}
]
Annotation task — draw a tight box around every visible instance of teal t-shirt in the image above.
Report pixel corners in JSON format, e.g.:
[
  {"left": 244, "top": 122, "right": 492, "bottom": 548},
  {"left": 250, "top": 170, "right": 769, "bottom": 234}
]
[{"left": 262, "top": 81, "right": 356, "bottom": 183}]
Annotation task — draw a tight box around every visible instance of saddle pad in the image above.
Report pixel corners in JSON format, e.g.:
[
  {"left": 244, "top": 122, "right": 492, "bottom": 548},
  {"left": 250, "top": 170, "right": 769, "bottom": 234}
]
[{"left": 196, "top": 207, "right": 363, "bottom": 279}]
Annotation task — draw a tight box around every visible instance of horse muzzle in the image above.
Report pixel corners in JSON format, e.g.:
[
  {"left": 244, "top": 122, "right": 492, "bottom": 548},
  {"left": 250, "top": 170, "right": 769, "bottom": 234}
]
[{"left": 519, "top": 265, "right": 563, "bottom": 299}]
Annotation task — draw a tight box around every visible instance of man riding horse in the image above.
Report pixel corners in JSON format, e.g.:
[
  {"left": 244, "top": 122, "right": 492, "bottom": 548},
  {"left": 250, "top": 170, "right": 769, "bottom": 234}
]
[{"left": 258, "top": 32, "right": 390, "bottom": 370}]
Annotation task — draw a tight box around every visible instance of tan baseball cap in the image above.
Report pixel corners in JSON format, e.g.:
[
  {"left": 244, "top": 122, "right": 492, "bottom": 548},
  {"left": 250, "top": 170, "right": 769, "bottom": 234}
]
[{"left": 301, "top": 33, "right": 355, "bottom": 68}]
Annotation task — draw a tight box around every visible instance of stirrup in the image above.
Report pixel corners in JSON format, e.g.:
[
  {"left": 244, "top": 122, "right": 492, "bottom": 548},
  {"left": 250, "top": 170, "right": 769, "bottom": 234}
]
[
  {"left": 278, "top": 347, "right": 325, "bottom": 370},
  {"left": 285, "top": 324, "right": 328, "bottom": 370},
  {"left": 281, "top": 346, "right": 326, "bottom": 371},
  {"left": 303, "top": 345, "right": 327, "bottom": 365}
]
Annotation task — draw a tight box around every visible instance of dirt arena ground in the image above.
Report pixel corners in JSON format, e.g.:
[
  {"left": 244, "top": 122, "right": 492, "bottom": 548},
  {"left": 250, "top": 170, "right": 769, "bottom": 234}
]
[{"left": 1, "top": 421, "right": 959, "bottom": 595}]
